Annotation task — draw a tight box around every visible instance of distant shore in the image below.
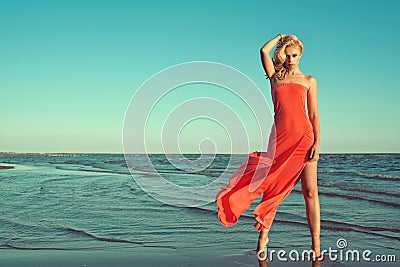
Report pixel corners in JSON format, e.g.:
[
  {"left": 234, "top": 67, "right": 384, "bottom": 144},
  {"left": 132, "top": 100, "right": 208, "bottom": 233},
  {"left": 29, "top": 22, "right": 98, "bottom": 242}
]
[
  {"left": 0, "top": 152, "right": 399, "bottom": 156},
  {"left": 0, "top": 152, "right": 118, "bottom": 156},
  {"left": 0, "top": 165, "right": 14, "bottom": 170}
]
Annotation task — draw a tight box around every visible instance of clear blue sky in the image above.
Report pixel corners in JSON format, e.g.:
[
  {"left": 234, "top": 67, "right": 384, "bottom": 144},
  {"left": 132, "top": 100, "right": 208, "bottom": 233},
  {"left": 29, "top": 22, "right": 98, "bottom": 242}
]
[{"left": 1, "top": 0, "right": 399, "bottom": 153}]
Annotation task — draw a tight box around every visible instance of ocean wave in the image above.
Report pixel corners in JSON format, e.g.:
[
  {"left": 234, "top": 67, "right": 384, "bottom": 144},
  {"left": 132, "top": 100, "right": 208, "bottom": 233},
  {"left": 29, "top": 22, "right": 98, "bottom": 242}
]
[
  {"left": 292, "top": 189, "right": 400, "bottom": 208},
  {"left": 54, "top": 166, "right": 130, "bottom": 176},
  {"left": 320, "top": 192, "right": 399, "bottom": 208},
  {"left": 186, "top": 206, "right": 218, "bottom": 215},
  {"left": 356, "top": 171, "right": 400, "bottom": 180},
  {"left": 104, "top": 160, "right": 126, "bottom": 164},
  {"left": 0, "top": 243, "right": 74, "bottom": 250},
  {"left": 64, "top": 227, "right": 176, "bottom": 249},
  {"left": 321, "top": 219, "right": 400, "bottom": 233},
  {"left": 0, "top": 163, "right": 33, "bottom": 171},
  {"left": 319, "top": 169, "right": 400, "bottom": 181},
  {"left": 64, "top": 227, "right": 144, "bottom": 245},
  {"left": 0, "top": 217, "right": 49, "bottom": 233},
  {"left": 318, "top": 182, "right": 400, "bottom": 197},
  {"left": 0, "top": 165, "right": 14, "bottom": 170}
]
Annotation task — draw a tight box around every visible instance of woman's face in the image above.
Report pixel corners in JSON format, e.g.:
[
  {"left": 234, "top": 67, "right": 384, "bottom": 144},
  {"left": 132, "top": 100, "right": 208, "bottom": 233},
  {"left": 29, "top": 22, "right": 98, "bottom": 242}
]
[{"left": 284, "top": 46, "right": 302, "bottom": 70}]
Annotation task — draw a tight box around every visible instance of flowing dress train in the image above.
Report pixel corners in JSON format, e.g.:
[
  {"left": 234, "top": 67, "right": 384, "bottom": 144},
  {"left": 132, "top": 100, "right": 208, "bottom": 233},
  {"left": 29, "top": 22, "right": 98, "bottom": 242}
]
[{"left": 215, "top": 83, "right": 314, "bottom": 231}]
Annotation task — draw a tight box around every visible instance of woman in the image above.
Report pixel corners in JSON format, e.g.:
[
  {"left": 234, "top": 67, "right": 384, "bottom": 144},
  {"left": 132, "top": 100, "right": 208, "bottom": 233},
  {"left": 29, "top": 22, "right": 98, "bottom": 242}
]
[{"left": 215, "top": 34, "right": 321, "bottom": 261}]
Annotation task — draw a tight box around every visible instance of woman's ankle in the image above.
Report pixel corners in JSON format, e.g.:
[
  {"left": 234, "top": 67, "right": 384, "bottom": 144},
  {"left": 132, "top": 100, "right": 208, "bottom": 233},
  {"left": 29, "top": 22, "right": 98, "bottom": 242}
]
[
  {"left": 257, "top": 228, "right": 269, "bottom": 251},
  {"left": 311, "top": 235, "right": 320, "bottom": 252},
  {"left": 311, "top": 245, "right": 321, "bottom": 260}
]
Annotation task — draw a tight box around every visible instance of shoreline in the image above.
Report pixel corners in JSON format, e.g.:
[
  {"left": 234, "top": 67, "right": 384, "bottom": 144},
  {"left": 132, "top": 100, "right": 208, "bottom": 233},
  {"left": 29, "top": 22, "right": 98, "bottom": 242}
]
[{"left": 0, "top": 165, "right": 14, "bottom": 170}]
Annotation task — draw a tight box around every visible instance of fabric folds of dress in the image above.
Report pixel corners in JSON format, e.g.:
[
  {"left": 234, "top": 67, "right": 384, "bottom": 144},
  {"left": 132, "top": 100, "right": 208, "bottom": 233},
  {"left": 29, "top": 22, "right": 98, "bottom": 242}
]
[{"left": 215, "top": 83, "right": 314, "bottom": 232}]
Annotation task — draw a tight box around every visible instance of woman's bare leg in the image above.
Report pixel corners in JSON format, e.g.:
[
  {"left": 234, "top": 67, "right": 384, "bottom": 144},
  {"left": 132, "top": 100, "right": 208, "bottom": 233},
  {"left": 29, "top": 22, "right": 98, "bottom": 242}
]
[
  {"left": 257, "top": 227, "right": 270, "bottom": 261},
  {"left": 257, "top": 227, "right": 269, "bottom": 250},
  {"left": 300, "top": 161, "right": 321, "bottom": 259}
]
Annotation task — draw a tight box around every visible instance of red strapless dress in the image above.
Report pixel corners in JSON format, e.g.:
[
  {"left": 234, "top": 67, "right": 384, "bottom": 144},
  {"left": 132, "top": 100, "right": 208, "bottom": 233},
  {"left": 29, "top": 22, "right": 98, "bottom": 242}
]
[{"left": 215, "top": 83, "right": 314, "bottom": 231}]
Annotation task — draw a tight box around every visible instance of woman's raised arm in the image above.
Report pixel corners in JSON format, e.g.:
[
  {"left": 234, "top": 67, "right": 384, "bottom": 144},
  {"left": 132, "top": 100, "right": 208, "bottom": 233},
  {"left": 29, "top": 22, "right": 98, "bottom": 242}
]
[{"left": 260, "top": 34, "right": 284, "bottom": 79}]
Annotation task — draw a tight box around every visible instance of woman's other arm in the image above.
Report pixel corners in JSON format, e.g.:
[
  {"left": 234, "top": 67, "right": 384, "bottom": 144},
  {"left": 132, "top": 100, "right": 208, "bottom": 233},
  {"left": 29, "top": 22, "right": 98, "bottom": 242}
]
[{"left": 307, "top": 77, "right": 320, "bottom": 161}]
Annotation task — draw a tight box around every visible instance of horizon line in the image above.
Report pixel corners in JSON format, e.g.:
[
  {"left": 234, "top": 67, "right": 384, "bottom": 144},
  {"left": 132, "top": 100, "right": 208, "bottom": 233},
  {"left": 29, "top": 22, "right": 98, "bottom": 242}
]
[{"left": 0, "top": 151, "right": 399, "bottom": 155}]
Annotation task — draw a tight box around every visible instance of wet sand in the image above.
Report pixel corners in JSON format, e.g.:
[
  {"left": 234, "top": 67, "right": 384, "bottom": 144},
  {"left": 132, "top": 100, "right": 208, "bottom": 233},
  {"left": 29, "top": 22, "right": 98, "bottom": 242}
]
[{"left": 0, "top": 247, "right": 397, "bottom": 267}]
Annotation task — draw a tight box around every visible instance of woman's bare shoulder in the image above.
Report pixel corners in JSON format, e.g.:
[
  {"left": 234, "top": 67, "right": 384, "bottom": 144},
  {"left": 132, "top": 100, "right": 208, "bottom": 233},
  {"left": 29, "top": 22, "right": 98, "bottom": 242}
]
[
  {"left": 306, "top": 75, "right": 317, "bottom": 82},
  {"left": 303, "top": 75, "right": 318, "bottom": 93},
  {"left": 301, "top": 75, "right": 317, "bottom": 89},
  {"left": 300, "top": 74, "right": 316, "bottom": 82}
]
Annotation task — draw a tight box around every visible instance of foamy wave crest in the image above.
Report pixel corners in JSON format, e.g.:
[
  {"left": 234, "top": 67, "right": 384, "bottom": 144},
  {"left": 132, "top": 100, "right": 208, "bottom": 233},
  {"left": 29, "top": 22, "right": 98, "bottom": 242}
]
[
  {"left": 319, "top": 169, "right": 400, "bottom": 181},
  {"left": 64, "top": 227, "right": 176, "bottom": 249},
  {"left": 318, "top": 182, "right": 400, "bottom": 197},
  {"left": 356, "top": 171, "right": 400, "bottom": 181}
]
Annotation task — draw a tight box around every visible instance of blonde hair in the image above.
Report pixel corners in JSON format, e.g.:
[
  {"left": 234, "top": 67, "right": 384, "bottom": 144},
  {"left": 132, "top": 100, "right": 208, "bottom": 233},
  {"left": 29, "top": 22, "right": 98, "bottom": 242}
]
[{"left": 272, "top": 35, "right": 303, "bottom": 81}]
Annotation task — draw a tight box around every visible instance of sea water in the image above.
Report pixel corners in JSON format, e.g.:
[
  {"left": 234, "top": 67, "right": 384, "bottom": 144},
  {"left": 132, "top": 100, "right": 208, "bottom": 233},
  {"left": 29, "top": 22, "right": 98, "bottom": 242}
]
[{"left": 0, "top": 153, "right": 398, "bottom": 262}]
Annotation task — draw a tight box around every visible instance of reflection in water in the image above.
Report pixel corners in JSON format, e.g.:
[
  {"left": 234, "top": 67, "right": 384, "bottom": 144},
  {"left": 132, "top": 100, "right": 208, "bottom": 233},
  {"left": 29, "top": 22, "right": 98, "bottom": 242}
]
[
  {"left": 258, "top": 257, "right": 324, "bottom": 267},
  {"left": 258, "top": 257, "right": 268, "bottom": 267}
]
